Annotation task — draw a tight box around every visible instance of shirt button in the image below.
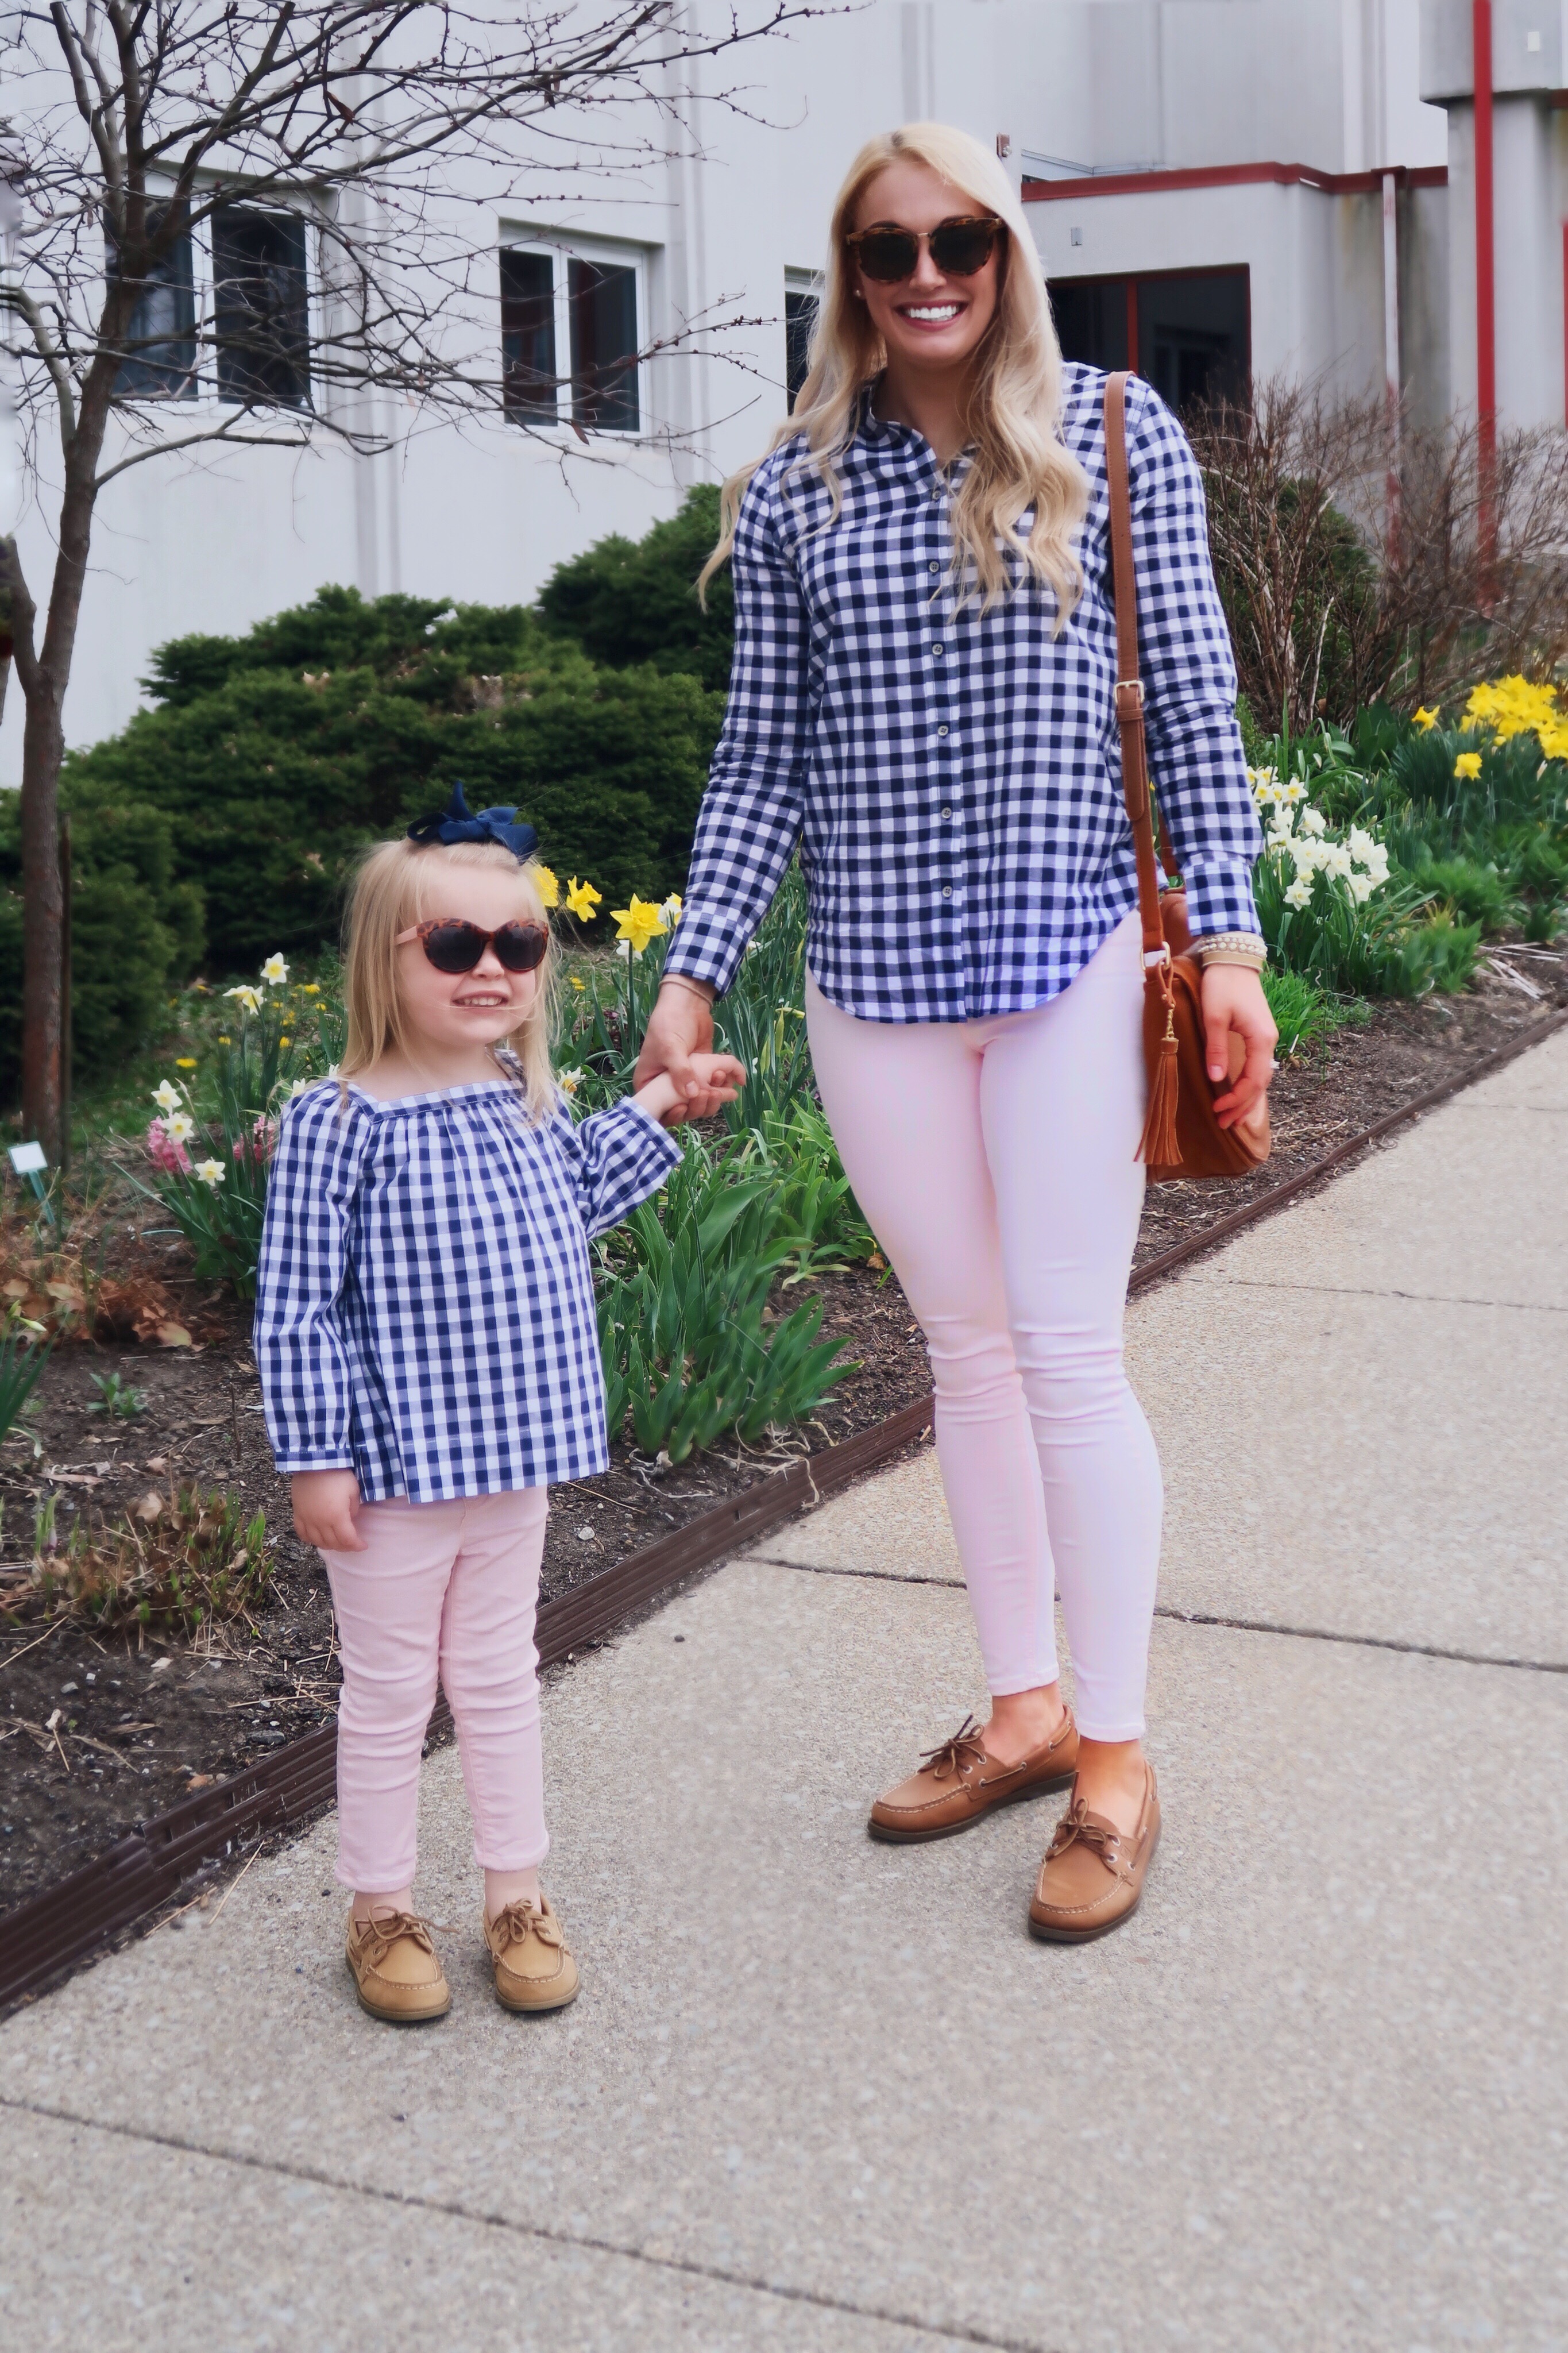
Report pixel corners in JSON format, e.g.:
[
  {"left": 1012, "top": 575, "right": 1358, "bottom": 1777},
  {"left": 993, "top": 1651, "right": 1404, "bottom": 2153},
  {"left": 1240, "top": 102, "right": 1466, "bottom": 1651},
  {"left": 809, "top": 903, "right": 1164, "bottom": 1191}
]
[
  {"left": 931, "top": 643, "right": 944, "bottom": 657},
  {"left": 936, "top": 724, "right": 949, "bottom": 736},
  {"left": 941, "top": 806, "right": 952, "bottom": 819},
  {"left": 941, "top": 885, "right": 953, "bottom": 898},
  {"left": 928, "top": 562, "right": 940, "bottom": 575}
]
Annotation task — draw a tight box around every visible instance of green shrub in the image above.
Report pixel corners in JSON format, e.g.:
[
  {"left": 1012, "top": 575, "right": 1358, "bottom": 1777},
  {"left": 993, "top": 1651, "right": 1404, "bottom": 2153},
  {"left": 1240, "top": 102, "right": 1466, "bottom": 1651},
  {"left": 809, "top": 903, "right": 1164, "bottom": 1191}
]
[
  {"left": 537, "top": 484, "right": 735, "bottom": 692},
  {"left": 0, "top": 789, "right": 204, "bottom": 1102},
  {"left": 56, "top": 585, "right": 725, "bottom": 975}
]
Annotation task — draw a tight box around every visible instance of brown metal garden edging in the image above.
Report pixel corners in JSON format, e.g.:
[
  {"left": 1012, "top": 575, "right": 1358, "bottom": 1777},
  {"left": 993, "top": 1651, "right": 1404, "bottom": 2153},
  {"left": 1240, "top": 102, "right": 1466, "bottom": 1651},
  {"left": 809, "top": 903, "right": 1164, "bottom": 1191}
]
[{"left": 3, "top": 1001, "right": 1564, "bottom": 2009}]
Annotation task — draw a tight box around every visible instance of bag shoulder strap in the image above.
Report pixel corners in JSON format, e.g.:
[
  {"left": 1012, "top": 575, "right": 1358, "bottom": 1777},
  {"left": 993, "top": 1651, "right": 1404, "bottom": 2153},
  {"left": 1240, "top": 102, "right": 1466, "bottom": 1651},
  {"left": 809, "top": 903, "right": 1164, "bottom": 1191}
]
[{"left": 1103, "top": 373, "right": 1173, "bottom": 959}]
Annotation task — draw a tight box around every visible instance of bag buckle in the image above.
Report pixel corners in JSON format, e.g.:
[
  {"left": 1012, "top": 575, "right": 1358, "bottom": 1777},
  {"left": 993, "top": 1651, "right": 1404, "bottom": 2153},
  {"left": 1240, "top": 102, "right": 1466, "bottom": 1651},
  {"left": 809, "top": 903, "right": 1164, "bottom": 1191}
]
[
  {"left": 1142, "top": 943, "right": 1172, "bottom": 970},
  {"left": 1115, "top": 678, "right": 1145, "bottom": 713}
]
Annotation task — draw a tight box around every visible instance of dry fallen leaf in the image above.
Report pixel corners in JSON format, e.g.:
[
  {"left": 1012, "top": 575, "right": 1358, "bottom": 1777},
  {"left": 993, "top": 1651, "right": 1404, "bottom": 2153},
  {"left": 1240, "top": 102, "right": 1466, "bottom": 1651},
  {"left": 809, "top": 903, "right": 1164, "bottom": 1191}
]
[
  {"left": 133, "top": 1490, "right": 165, "bottom": 1522},
  {"left": 155, "top": 1322, "right": 192, "bottom": 1348},
  {"left": 2, "top": 1279, "right": 28, "bottom": 1301},
  {"left": 144, "top": 1456, "right": 168, "bottom": 1473},
  {"left": 186, "top": 1774, "right": 214, "bottom": 1791}
]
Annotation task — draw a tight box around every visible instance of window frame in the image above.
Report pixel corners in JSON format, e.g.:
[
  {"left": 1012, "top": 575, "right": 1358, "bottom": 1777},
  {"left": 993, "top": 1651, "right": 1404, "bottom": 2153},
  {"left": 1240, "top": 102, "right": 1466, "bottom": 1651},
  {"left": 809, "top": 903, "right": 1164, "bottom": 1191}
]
[
  {"left": 496, "top": 229, "right": 650, "bottom": 438},
  {"left": 103, "top": 184, "right": 319, "bottom": 415}
]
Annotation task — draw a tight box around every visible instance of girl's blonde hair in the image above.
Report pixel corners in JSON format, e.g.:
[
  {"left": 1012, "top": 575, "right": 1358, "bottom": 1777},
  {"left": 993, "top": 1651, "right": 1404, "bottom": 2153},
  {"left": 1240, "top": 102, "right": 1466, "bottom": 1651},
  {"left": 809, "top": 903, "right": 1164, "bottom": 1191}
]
[
  {"left": 699, "top": 122, "right": 1090, "bottom": 622},
  {"left": 339, "top": 837, "right": 558, "bottom": 1120}
]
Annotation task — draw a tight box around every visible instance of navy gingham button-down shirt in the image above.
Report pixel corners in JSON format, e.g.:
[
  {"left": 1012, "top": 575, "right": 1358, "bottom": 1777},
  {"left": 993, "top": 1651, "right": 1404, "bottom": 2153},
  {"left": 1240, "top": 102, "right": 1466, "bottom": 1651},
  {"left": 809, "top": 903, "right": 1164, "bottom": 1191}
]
[
  {"left": 666, "top": 364, "right": 1263, "bottom": 1023},
  {"left": 254, "top": 1079, "right": 679, "bottom": 1501}
]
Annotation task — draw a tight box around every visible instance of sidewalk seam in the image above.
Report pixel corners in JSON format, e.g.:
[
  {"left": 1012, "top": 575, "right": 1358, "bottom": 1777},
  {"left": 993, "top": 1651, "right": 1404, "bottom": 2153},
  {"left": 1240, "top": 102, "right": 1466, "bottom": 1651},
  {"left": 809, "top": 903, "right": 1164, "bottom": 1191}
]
[
  {"left": 742, "top": 1559, "right": 1567, "bottom": 1675},
  {"left": 1188, "top": 1276, "right": 1568, "bottom": 1315},
  {"left": 0, "top": 2095, "right": 1063, "bottom": 2353}
]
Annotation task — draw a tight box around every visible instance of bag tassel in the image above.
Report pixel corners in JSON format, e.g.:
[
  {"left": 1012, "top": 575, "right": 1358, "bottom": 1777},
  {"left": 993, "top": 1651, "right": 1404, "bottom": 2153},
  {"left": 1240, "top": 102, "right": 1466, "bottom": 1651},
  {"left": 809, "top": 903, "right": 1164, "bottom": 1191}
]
[{"left": 1137, "top": 974, "right": 1182, "bottom": 1169}]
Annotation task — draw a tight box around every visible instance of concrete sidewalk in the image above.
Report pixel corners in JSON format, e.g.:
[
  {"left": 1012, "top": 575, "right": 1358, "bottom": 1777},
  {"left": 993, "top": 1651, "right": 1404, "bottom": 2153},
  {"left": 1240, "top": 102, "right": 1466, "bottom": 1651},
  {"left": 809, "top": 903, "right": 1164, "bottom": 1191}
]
[{"left": 3, "top": 1035, "right": 1565, "bottom": 2352}]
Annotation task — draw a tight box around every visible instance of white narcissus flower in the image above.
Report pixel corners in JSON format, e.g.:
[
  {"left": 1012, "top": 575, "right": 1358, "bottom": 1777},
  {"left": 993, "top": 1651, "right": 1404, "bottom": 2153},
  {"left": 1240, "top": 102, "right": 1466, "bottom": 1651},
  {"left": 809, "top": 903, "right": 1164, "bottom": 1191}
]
[
  {"left": 166, "top": 1112, "right": 196, "bottom": 1144},
  {"left": 195, "top": 1159, "right": 226, "bottom": 1186},
  {"left": 1284, "top": 875, "right": 1314, "bottom": 909},
  {"left": 1299, "top": 807, "right": 1327, "bottom": 838},
  {"left": 1348, "top": 874, "right": 1375, "bottom": 904},
  {"left": 557, "top": 1067, "right": 584, "bottom": 1097},
  {"left": 1281, "top": 780, "right": 1307, "bottom": 803},
  {"left": 261, "top": 954, "right": 290, "bottom": 986},
  {"left": 152, "top": 1079, "right": 181, "bottom": 1114},
  {"left": 1347, "top": 827, "right": 1378, "bottom": 863},
  {"left": 225, "top": 983, "right": 262, "bottom": 1013}
]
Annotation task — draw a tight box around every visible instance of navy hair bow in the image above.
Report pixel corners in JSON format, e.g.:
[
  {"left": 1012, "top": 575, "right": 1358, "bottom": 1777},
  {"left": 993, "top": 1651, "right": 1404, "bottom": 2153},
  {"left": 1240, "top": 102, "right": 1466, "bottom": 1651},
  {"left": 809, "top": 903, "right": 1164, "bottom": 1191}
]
[{"left": 407, "top": 780, "right": 538, "bottom": 862}]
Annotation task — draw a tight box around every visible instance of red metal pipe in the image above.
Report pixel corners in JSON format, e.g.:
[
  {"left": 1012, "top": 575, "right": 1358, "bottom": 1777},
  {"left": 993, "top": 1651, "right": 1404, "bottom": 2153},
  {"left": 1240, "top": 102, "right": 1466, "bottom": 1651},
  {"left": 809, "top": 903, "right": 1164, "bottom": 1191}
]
[{"left": 1473, "top": 0, "right": 1496, "bottom": 576}]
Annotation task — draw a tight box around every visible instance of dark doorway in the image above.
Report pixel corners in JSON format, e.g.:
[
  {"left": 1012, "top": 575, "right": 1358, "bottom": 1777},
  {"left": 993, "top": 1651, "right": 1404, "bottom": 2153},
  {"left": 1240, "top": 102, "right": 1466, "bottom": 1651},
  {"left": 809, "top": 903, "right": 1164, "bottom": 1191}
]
[{"left": 1050, "top": 267, "right": 1250, "bottom": 411}]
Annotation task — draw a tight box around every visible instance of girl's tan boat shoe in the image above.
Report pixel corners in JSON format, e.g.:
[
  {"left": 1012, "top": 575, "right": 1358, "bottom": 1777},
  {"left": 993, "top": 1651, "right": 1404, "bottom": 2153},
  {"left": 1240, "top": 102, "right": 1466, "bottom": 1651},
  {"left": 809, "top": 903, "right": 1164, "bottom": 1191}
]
[
  {"left": 345, "top": 1909, "right": 452, "bottom": 2023},
  {"left": 484, "top": 1892, "right": 580, "bottom": 2013}
]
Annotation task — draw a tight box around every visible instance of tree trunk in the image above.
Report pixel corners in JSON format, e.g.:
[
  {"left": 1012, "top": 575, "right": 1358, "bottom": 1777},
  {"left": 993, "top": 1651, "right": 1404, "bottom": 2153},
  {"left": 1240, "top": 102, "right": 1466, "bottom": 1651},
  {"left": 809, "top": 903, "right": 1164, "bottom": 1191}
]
[{"left": 13, "top": 354, "right": 116, "bottom": 1160}]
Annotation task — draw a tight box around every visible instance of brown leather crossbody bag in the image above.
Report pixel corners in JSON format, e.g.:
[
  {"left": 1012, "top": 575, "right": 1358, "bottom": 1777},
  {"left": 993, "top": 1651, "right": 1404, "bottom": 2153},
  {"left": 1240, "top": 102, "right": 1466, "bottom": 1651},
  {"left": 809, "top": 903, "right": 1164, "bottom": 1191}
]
[{"left": 1103, "top": 371, "right": 1271, "bottom": 1185}]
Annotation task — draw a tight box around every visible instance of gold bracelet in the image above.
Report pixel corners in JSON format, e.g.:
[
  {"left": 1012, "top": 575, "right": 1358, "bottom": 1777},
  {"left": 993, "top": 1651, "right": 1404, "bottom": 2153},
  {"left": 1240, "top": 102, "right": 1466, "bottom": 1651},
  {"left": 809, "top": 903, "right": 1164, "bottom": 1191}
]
[
  {"left": 661, "top": 971, "right": 717, "bottom": 1006},
  {"left": 1193, "top": 932, "right": 1268, "bottom": 971}
]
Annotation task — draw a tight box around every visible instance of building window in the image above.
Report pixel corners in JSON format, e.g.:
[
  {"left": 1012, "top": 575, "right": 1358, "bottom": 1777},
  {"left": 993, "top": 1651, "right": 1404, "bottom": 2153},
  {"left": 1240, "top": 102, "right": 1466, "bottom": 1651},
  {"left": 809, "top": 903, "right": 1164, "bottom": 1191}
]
[
  {"left": 213, "top": 206, "right": 310, "bottom": 408},
  {"left": 785, "top": 277, "right": 819, "bottom": 411},
  {"left": 106, "top": 207, "right": 196, "bottom": 400},
  {"left": 500, "top": 249, "right": 558, "bottom": 421},
  {"left": 568, "top": 259, "right": 639, "bottom": 432},
  {"left": 1051, "top": 268, "right": 1250, "bottom": 412}
]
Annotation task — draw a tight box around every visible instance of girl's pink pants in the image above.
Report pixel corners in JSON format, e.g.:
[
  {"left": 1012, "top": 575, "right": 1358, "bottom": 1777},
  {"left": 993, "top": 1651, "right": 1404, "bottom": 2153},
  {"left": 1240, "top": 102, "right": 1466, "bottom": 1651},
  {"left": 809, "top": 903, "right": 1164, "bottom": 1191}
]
[
  {"left": 806, "top": 910, "right": 1162, "bottom": 1740},
  {"left": 320, "top": 1487, "right": 549, "bottom": 1893}
]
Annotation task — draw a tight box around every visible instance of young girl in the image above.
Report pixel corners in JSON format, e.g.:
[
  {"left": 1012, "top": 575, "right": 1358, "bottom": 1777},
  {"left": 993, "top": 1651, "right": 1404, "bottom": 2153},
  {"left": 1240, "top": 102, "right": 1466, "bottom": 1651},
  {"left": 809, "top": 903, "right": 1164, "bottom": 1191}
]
[{"left": 254, "top": 788, "right": 741, "bottom": 2023}]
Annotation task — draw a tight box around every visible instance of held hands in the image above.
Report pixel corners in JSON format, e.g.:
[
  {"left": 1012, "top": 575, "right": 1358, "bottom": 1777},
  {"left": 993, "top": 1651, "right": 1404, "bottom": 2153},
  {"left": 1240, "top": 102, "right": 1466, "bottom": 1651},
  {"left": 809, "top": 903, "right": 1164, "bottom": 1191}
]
[
  {"left": 1202, "top": 964, "right": 1278, "bottom": 1134},
  {"left": 292, "top": 1468, "right": 366, "bottom": 1552},
  {"left": 634, "top": 978, "right": 745, "bottom": 1123},
  {"left": 635, "top": 1050, "right": 747, "bottom": 1128}
]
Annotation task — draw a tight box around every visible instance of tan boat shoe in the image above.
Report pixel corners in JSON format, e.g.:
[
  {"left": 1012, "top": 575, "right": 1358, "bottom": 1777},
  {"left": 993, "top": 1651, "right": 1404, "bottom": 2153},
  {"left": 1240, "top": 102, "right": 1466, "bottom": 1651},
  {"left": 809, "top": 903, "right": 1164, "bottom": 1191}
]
[
  {"left": 345, "top": 1909, "right": 451, "bottom": 2023},
  {"left": 484, "top": 1893, "right": 580, "bottom": 2014},
  {"left": 1028, "top": 1765, "right": 1161, "bottom": 1943},
  {"left": 868, "top": 1707, "right": 1079, "bottom": 1844}
]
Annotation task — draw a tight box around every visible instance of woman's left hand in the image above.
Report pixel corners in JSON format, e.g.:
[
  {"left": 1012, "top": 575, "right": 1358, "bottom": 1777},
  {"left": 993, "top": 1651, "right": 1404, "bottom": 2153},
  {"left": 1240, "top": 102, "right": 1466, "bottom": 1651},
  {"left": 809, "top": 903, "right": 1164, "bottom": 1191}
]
[{"left": 1202, "top": 965, "right": 1278, "bottom": 1132}]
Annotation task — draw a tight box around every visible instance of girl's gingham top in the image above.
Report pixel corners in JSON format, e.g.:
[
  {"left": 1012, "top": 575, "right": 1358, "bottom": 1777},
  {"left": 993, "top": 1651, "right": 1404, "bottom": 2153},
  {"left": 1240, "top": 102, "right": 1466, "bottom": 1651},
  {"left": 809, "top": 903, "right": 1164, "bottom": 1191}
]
[
  {"left": 254, "top": 1078, "right": 680, "bottom": 1503},
  {"left": 665, "top": 363, "right": 1265, "bottom": 1024}
]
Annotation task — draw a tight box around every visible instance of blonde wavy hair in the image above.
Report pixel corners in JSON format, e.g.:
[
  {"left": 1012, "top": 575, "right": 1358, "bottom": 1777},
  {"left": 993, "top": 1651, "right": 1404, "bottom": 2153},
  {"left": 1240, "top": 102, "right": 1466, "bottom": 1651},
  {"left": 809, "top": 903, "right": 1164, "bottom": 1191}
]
[
  {"left": 700, "top": 122, "right": 1089, "bottom": 622},
  {"left": 338, "top": 837, "right": 559, "bottom": 1121}
]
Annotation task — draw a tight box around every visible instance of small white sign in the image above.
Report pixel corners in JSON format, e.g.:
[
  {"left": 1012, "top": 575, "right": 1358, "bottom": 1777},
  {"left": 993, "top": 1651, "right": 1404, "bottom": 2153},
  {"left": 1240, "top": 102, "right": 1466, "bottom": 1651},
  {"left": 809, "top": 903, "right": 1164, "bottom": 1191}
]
[{"left": 8, "top": 1141, "right": 48, "bottom": 1175}]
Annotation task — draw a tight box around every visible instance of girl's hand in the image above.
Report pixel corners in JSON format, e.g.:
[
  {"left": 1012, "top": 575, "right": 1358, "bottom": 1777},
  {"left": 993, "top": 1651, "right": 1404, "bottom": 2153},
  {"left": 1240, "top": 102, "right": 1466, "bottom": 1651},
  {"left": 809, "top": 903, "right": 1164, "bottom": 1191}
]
[
  {"left": 1202, "top": 965, "right": 1278, "bottom": 1133},
  {"left": 292, "top": 1469, "right": 366, "bottom": 1552},
  {"left": 636, "top": 1051, "right": 747, "bottom": 1127}
]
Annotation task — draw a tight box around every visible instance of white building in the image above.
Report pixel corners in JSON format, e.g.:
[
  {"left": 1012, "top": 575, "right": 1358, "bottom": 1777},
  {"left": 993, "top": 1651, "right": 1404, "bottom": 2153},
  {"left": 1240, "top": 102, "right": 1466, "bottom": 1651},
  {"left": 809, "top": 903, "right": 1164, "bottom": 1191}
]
[{"left": 2, "top": 0, "right": 1563, "bottom": 779}]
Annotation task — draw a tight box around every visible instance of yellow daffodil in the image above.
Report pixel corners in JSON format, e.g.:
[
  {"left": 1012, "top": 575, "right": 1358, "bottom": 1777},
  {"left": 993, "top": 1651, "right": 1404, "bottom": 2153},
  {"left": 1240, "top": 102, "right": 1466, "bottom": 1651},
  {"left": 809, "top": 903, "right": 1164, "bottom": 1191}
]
[
  {"left": 1454, "top": 751, "right": 1483, "bottom": 780},
  {"left": 195, "top": 1159, "right": 226, "bottom": 1187},
  {"left": 302, "top": 982, "right": 320, "bottom": 994},
  {"left": 569, "top": 975, "right": 586, "bottom": 992},
  {"left": 278, "top": 1035, "right": 291, "bottom": 1048},
  {"left": 611, "top": 895, "right": 669, "bottom": 956},
  {"left": 532, "top": 865, "right": 560, "bottom": 909},
  {"left": 225, "top": 983, "right": 262, "bottom": 1014},
  {"left": 217, "top": 1035, "right": 231, "bottom": 1046},
  {"left": 261, "top": 953, "right": 289, "bottom": 986},
  {"left": 152, "top": 1080, "right": 181, "bottom": 1114},
  {"left": 565, "top": 877, "right": 602, "bottom": 922},
  {"left": 1412, "top": 706, "right": 1440, "bottom": 730},
  {"left": 176, "top": 1057, "right": 197, "bottom": 1069}
]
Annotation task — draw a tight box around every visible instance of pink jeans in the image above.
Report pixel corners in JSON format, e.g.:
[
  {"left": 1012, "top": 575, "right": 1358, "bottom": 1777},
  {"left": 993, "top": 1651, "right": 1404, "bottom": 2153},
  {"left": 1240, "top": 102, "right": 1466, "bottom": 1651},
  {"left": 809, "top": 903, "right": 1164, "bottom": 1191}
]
[
  {"left": 806, "top": 911, "right": 1161, "bottom": 1739},
  {"left": 320, "top": 1487, "right": 549, "bottom": 1893}
]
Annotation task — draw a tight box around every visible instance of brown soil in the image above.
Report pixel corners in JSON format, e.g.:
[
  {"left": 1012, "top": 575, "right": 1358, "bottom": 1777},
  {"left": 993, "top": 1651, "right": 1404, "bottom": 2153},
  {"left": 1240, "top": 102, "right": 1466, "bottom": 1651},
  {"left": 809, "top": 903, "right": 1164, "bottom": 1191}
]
[{"left": 2, "top": 944, "right": 1562, "bottom": 1914}]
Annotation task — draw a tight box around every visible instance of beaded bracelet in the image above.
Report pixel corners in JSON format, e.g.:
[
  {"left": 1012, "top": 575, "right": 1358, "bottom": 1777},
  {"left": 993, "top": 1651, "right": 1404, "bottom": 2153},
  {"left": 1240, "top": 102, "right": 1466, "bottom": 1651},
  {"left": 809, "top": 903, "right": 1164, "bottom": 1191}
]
[{"left": 1193, "top": 932, "right": 1269, "bottom": 971}]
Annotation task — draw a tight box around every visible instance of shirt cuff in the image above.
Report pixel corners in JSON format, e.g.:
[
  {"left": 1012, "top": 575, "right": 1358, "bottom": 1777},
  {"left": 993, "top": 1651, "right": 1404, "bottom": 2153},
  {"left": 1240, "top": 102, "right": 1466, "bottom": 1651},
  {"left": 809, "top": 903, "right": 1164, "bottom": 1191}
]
[
  {"left": 663, "top": 906, "right": 751, "bottom": 999},
  {"left": 272, "top": 1452, "right": 357, "bottom": 1475},
  {"left": 1181, "top": 858, "right": 1261, "bottom": 943}
]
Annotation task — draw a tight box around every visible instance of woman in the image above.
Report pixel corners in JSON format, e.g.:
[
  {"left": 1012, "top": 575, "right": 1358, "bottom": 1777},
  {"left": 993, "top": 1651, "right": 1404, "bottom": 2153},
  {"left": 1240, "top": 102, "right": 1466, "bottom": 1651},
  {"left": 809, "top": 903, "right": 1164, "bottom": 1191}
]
[{"left": 637, "top": 123, "right": 1275, "bottom": 1942}]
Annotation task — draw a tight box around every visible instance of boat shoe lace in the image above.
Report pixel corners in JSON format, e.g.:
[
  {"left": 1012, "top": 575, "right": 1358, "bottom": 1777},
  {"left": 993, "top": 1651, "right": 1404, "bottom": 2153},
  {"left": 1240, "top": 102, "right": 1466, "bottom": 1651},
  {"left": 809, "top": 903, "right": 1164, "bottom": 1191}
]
[
  {"left": 1044, "top": 1798, "right": 1137, "bottom": 1885},
  {"left": 353, "top": 1910, "right": 450, "bottom": 1966},
  {"left": 918, "top": 1715, "right": 991, "bottom": 1783}
]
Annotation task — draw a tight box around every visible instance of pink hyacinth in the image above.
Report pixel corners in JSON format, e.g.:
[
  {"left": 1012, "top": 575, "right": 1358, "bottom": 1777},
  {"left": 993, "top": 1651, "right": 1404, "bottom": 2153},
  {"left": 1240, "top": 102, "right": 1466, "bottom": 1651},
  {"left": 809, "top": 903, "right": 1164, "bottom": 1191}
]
[
  {"left": 145, "top": 1117, "right": 191, "bottom": 1175},
  {"left": 231, "top": 1115, "right": 277, "bottom": 1167}
]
